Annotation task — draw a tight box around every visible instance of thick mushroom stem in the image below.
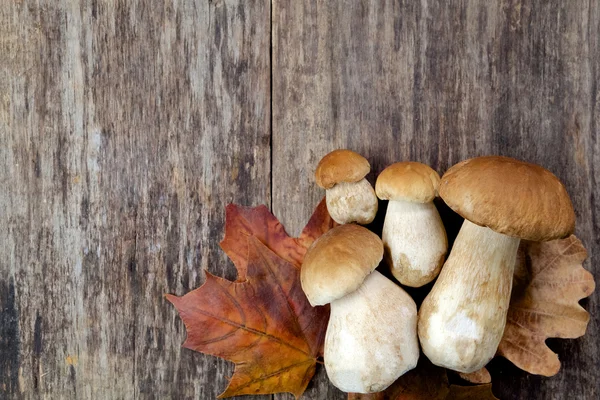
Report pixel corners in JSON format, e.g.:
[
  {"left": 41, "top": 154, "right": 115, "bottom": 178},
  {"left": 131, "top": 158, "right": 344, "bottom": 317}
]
[
  {"left": 325, "top": 271, "right": 419, "bottom": 393},
  {"left": 325, "top": 178, "right": 378, "bottom": 224},
  {"left": 418, "top": 220, "right": 519, "bottom": 373},
  {"left": 382, "top": 200, "right": 447, "bottom": 287}
]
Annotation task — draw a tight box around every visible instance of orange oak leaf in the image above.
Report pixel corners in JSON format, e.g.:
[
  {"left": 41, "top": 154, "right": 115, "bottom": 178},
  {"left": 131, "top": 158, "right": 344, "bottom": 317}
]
[
  {"left": 347, "top": 360, "right": 497, "bottom": 400},
  {"left": 166, "top": 236, "right": 329, "bottom": 398},
  {"left": 497, "top": 235, "right": 596, "bottom": 376},
  {"left": 220, "top": 198, "right": 336, "bottom": 280}
]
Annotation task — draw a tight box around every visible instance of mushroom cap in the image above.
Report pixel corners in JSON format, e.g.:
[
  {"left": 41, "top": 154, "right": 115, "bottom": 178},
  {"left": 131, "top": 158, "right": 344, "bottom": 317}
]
[
  {"left": 375, "top": 162, "right": 441, "bottom": 203},
  {"left": 301, "top": 224, "right": 383, "bottom": 306},
  {"left": 439, "top": 156, "right": 575, "bottom": 241},
  {"left": 315, "top": 150, "right": 371, "bottom": 189}
]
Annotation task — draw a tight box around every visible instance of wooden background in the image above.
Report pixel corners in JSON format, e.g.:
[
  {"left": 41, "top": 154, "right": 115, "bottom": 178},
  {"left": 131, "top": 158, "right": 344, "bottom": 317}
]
[{"left": 1, "top": 0, "right": 598, "bottom": 399}]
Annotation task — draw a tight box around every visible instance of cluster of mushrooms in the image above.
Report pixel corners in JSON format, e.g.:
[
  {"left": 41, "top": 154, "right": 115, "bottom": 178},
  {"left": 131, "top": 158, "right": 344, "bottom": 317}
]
[{"left": 301, "top": 150, "right": 576, "bottom": 394}]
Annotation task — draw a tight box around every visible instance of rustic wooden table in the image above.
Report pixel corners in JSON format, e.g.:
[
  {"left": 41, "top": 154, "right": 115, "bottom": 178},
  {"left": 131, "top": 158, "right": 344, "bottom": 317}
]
[{"left": 1, "top": 1, "right": 598, "bottom": 399}]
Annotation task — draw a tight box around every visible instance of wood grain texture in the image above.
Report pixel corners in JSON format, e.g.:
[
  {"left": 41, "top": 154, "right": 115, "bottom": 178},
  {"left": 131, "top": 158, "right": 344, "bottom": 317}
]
[
  {"left": 273, "top": 1, "right": 599, "bottom": 399},
  {"left": 2, "top": 0, "right": 599, "bottom": 399},
  {"left": 0, "top": 0, "right": 270, "bottom": 399}
]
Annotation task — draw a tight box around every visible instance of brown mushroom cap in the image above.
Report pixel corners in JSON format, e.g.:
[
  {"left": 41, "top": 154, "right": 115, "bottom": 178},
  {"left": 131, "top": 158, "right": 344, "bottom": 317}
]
[
  {"left": 439, "top": 156, "right": 575, "bottom": 241},
  {"left": 375, "top": 162, "right": 441, "bottom": 203},
  {"left": 300, "top": 224, "right": 383, "bottom": 306},
  {"left": 315, "top": 150, "right": 370, "bottom": 189}
]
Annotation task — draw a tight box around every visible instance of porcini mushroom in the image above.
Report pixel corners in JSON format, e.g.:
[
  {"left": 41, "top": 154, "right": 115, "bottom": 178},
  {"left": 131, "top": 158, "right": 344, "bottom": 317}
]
[
  {"left": 315, "top": 150, "right": 378, "bottom": 225},
  {"left": 375, "top": 162, "right": 448, "bottom": 287},
  {"left": 301, "top": 224, "right": 419, "bottom": 393},
  {"left": 418, "top": 156, "right": 575, "bottom": 373}
]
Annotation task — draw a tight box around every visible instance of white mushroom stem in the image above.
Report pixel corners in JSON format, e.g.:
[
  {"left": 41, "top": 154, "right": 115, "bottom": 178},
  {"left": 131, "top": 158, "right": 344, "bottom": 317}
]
[
  {"left": 325, "top": 271, "right": 419, "bottom": 393},
  {"left": 325, "top": 178, "right": 378, "bottom": 224},
  {"left": 382, "top": 200, "right": 447, "bottom": 287},
  {"left": 418, "top": 219, "right": 519, "bottom": 373},
  {"left": 325, "top": 178, "right": 378, "bottom": 225}
]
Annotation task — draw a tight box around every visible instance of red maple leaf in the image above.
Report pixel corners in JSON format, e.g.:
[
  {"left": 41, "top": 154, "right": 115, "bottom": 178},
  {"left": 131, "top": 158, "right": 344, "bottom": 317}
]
[{"left": 167, "top": 199, "right": 335, "bottom": 398}]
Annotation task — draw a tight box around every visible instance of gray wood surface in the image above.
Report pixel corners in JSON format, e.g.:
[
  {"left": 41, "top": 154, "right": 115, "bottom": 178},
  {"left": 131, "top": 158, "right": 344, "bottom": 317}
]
[
  {"left": 0, "top": 0, "right": 270, "bottom": 399},
  {"left": 1, "top": 0, "right": 598, "bottom": 399}
]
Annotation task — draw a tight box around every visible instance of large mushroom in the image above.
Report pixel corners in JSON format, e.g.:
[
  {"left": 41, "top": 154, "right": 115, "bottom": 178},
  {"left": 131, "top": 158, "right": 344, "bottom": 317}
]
[
  {"left": 301, "top": 224, "right": 419, "bottom": 393},
  {"left": 418, "top": 156, "right": 575, "bottom": 373},
  {"left": 376, "top": 162, "right": 448, "bottom": 287},
  {"left": 315, "top": 150, "right": 378, "bottom": 225}
]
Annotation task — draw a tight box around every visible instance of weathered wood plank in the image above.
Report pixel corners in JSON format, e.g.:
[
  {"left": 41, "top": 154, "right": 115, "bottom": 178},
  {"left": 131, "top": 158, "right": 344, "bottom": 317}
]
[
  {"left": 273, "top": 1, "right": 599, "bottom": 399},
  {"left": 0, "top": 0, "right": 270, "bottom": 399}
]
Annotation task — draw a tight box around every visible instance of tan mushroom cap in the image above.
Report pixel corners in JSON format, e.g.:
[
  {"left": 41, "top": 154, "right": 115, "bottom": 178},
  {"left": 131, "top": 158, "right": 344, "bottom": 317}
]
[
  {"left": 315, "top": 150, "right": 371, "bottom": 189},
  {"left": 375, "top": 162, "right": 441, "bottom": 203},
  {"left": 301, "top": 224, "right": 383, "bottom": 306},
  {"left": 439, "top": 156, "right": 575, "bottom": 241}
]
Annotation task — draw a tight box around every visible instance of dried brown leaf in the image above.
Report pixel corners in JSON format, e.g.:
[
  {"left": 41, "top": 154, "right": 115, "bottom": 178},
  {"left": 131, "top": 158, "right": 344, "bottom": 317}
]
[
  {"left": 348, "top": 359, "right": 449, "bottom": 400},
  {"left": 498, "top": 235, "right": 595, "bottom": 375},
  {"left": 456, "top": 367, "right": 491, "bottom": 384},
  {"left": 347, "top": 360, "right": 496, "bottom": 400},
  {"left": 447, "top": 384, "right": 497, "bottom": 400}
]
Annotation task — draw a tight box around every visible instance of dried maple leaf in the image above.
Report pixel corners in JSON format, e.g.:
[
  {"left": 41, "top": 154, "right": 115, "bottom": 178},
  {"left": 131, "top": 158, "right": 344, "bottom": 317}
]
[
  {"left": 220, "top": 198, "right": 336, "bottom": 280},
  {"left": 347, "top": 360, "right": 498, "bottom": 400},
  {"left": 296, "top": 198, "right": 339, "bottom": 249},
  {"left": 497, "top": 235, "right": 596, "bottom": 376},
  {"left": 167, "top": 199, "right": 334, "bottom": 398},
  {"left": 167, "top": 237, "right": 328, "bottom": 398}
]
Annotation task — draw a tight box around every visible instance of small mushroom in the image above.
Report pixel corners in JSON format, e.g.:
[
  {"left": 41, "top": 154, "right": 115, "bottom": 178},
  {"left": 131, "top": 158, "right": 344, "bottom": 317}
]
[
  {"left": 418, "top": 156, "right": 575, "bottom": 373},
  {"left": 375, "top": 162, "right": 448, "bottom": 287},
  {"left": 315, "top": 150, "right": 378, "bottom": 225},
  {"left": 301, "top": 224, "right": 419, "bottom": 393}
]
